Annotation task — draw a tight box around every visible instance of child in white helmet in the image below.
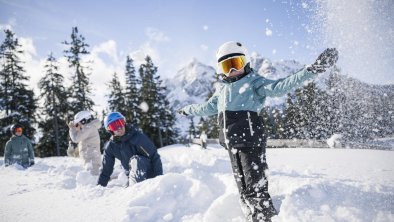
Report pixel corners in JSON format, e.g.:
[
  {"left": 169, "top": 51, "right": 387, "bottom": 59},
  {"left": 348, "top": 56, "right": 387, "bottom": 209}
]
[
  {"left": 68, "top": 110, "right": 102, "bottom": 175},
  {"left": 178, "top": 41, "right": 338, "bottom": 222}
]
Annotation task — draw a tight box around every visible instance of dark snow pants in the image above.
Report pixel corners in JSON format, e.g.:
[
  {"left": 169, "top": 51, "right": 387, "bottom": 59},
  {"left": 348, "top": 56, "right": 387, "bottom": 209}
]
[
  {"left": 227, "top": 147, "right": 277, "bottom": 222},
  {"left": 128, "top": 155, "right": 152, "bottom": 185}
]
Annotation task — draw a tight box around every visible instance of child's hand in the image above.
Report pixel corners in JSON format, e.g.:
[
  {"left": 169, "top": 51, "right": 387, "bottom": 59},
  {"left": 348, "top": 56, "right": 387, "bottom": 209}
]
[{"left": 307, "top": 48, "right": 338, "bottom": 74}]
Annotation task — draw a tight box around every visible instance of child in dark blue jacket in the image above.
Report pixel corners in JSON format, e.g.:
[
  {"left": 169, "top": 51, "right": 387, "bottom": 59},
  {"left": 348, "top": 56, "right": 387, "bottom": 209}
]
[{"left": 97, "top": 112, "right": 163, "bottom": 187}]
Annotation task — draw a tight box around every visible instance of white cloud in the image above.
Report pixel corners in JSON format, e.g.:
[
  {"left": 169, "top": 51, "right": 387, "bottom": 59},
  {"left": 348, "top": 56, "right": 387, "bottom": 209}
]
[
  {"left": 91, "top": 40, "right": 119, "bottom": 62},
  {"left": 18, "top": 37, "right": 44, "bottom": 96},
  {"left": 19, "top": 37, "right": 37, "bottom": 58},
  {"left": 145, "top": 27, "right": 170, "bottom": 42},
  {"left": 130, "top": 42, "right": 160, "bottom": 66},
  {"left": 14, "top": 33, "right": 171, "bottom": 114},
  {"left": 18, "top": 37, "right": 126, "bottom": 114}
]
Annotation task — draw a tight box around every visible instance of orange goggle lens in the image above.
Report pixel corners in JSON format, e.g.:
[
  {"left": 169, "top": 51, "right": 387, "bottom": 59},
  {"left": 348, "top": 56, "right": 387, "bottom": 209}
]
[
  {"left": 15, "top": 128, "right": 23, "bottom": 133},
  {"left": 218, "top": 56, "right": 247, "bottom": 75}
]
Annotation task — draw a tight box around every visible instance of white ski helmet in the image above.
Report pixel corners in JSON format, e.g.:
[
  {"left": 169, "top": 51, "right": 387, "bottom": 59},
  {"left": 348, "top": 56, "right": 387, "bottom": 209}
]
[
  {"left": 216, "top": 41, "right": 248, "bottom": 63},
  {"left": 73, "top": 110, "right": 93, "bottom": 125}
]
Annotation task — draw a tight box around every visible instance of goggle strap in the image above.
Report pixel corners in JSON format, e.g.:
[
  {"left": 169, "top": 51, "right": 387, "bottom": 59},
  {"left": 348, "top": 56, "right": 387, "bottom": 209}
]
[{"left": 218, "top": 53, "right": 245, "bottom": 63}]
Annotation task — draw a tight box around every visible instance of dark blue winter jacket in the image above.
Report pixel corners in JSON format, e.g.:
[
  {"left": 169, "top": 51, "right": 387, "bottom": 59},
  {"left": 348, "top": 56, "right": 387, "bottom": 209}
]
[{"left": 97, "top": 125, "right": 163, "bottom": 186}]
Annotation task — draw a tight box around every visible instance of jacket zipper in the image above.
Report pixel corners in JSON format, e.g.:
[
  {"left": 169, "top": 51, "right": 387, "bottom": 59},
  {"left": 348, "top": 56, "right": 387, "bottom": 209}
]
[
  {"left": 247, "top": 111, "right": 255, "bottom": 136},
  {"left": 222, "top": 85, "right": 230, "bottom": 149}
]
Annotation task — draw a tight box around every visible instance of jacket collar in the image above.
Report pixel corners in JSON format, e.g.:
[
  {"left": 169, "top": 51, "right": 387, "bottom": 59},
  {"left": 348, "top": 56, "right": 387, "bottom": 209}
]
[
  {"left": 111, "top": 125, "right": 137, "bottom": 143},
  {"left": 221, "top": 67, "right": 253, "bottom": 84}
]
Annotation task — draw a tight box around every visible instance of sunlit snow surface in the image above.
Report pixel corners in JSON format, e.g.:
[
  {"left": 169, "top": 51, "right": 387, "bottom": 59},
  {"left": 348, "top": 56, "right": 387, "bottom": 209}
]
[{"left": 1, "top": 145, "right": 393, "bottom": 222}]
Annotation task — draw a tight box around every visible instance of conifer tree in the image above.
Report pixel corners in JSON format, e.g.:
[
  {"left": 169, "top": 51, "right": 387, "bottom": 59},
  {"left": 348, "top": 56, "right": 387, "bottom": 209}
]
[
  {"left": 260, "top": 107, "right": 275, "bottom": 139},
  {"left": 139, "top": 56, "right": 178, "bottom": 147},
  {"left": 283, "top": 93, "right": 299, "bottom": 139},
  {"left": 139, "top": 56, "right": 159, "bottom": 144},
  {"left": 0, "top": 29, "right": 37, "bottom": 155},
  {"left": 292, "top": 88, "right": 308, "bottom": 139},
  {"left": 63, "top": 27, "right": 94, "bottom": 118},
  {"left": 158, "top": 90, "right": 179, "bottom": 146},
  {"left": 197, "top": 75, "right": 220, "bottom": 138},
  {"left": 271, "top": 108, "right": 285, "bottom": 139},
  {"left": 36, "top": 53, "right": 69, "bottom": 157},
  {"left": 188, "top": 117, "right": 196, "bottom": 141},
  {"left": 124, "top": 56, "right": 140, "bottom": 126},
  {"left": 107, "top": 72, "right": 126, "bottom": 113}
]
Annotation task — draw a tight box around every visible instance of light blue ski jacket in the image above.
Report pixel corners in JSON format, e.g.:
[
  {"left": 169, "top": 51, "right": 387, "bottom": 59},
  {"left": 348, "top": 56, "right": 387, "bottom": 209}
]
[{"left": 181, "top": 68, "right": 317, "bottom": 116}]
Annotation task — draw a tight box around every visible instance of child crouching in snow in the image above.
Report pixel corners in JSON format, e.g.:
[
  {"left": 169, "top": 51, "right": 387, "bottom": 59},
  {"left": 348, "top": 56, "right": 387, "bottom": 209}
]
[
  {"left": 178, "top": 41, "right": 338, "bottom": 222},
  {"left": 97, "top": 112, "right": 163, "bottom": 187}
]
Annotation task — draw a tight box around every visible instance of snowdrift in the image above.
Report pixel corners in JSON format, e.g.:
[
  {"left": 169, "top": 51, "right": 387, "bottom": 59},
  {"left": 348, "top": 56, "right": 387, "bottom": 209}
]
[{"left": 1, "top": 145, "right": 393, "bottom": 222}]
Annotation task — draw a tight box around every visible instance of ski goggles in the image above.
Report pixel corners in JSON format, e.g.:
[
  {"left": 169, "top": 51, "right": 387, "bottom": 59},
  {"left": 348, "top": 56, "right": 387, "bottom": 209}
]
[
  {"left": 218, "top": 55, "right": 247, "bottom": 76},
  {"left": 15, "top": 127, "right": 23, "bottom": 133},
  {"left": 107, "top": 119, "right": 125, "bottom": 131}
]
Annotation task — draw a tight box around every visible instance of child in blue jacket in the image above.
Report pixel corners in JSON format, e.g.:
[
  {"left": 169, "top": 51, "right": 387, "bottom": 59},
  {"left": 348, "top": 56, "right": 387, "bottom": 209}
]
[
  {"left": 178, "top": 41, "right": 338, "bottom": 222},
  {"left": 97, "top": 112, "right": 163, "bottom": 187}
]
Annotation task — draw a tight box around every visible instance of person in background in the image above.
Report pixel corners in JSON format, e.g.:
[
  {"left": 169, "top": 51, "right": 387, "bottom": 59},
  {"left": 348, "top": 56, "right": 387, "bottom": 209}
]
[
  {"left": 4, "top": 123, "right": 35, "bottom": 168},
  {"left": 97, "top": 112, "right": 163, "bottom": 187},
  {"left": 200, "top": 131, "right": 208, "bottom": 149},
  {"left": 68, "top": 110, "right": 102, "bottom": 175},
  {"left": 178, "top": 41, "right": 338, "bottom": 222}
]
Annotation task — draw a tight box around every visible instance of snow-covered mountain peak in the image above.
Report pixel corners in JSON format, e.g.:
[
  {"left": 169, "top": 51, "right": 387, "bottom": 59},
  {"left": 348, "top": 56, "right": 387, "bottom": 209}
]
[
  {"left": 249, "top": 52, "right": 304, "bottom": 80},
  {"left": 165, "top": 59, "right": 217, "bottom": 110},
  {"left": 176, "top": 58, "right": 216, "bottom": 84}
]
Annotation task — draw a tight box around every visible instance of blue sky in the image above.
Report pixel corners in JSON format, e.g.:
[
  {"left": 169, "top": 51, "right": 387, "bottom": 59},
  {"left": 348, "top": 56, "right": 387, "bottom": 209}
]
[
  {"left": 1, "top": 0, "right": 393, "bottom": 111},
  {"left": 0, "top": 0, "right": 319, "bottom": 67}
]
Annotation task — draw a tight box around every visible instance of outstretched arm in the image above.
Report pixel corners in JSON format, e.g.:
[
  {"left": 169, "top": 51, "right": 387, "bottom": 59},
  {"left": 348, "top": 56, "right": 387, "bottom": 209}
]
[
  {"left": 255, "top": 68, "right": 316, "bottom": 98},
  {"left": 179, "top": 89, "right": 219, "bottom": 116},
  {"left": 255, "top": 48, "right": 338, "bottom": 98},
  {"left": 97, "top": 145, "right": 115, "bottom": 187}
]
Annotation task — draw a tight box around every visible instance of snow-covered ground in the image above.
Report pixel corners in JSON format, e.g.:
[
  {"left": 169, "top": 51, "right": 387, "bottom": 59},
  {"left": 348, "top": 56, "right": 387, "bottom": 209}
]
[{"left": 1, "top": 145, "right": 393, "bottom": 222}]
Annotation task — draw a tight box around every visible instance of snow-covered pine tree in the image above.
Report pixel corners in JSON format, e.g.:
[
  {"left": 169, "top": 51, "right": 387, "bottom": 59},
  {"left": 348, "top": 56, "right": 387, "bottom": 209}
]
[
  {"left": 0, "top": 29, "right": 37, "bottom": 155},
  {"left": 299, "top": 82, "right": 320, "bottom": 139},
  {"left": 124, "top": 56, "right": 140, "bottom": 126},
  {"left": 378, "top": 86, "right": 394, "bottom": 137},
  {"left": 271, "top": 108, "right": 285, "bottom": 139},
  {"left": 63, "top": 27, "right": 94, "bottom": 118},
  {"left": 157, "top": 89, "right": 179, "bottom": 146},
  {"left": 36, "top": 53, "right": 69, "bottom": 157},
  {"left": 325, "top": 67, "right": 345, "bottom": 137},
  {"left": 106, "top": 72, "right": 127, "bottom": 114},
  {"left": 283, "top": 93, "right": 299, "bottom": 139},
  {"left": 197, "top": 75, "right": 220, "bottom": 139},
  {"left": 139, "top": 56, "right": 159, "bottom": 145},
  {"left": 259, "top": 107, "right": 275, "bottom": 139},
  {"left": 188, "top": 117, "right": 196, "bottom": 141},
  {"left": 292, "top": 88, "right": 308, "bottom": 139},
  {"left": 139, "top": 56, "right": 178, "bottom": 147}
]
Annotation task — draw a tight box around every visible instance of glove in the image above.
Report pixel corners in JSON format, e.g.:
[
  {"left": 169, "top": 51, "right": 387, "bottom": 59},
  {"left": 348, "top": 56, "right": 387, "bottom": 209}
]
[
  {"left": 68, "top": 121, "right": 75, "bottom": 128},
  {"left": 177, "top": 109, "right": 188, "bottom": 116},
  {"left": 307, "top": 48, "right": 339, "bottom": 74}
]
